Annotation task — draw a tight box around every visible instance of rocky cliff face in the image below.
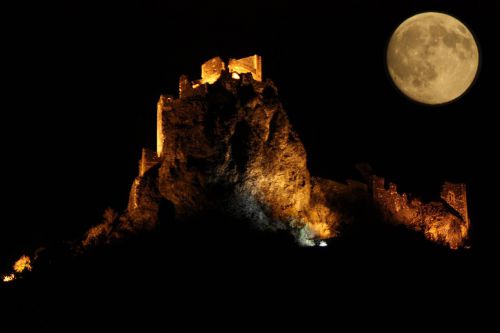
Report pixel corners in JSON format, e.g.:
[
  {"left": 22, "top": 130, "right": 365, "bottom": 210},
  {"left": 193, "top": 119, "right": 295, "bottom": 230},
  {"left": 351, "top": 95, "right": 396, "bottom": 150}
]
[
  {"left": 124, "top": 70, "right": 469, "bottom": 248},
  {"left": 128, "top": 71, "right": 336, "bottom": 245}
]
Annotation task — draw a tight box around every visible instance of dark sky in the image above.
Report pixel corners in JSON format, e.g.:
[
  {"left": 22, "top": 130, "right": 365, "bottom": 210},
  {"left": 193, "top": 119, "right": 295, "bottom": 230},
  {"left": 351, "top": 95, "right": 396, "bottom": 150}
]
[{"left": 2, "top": 0, "right": 499, "bottom": 259}]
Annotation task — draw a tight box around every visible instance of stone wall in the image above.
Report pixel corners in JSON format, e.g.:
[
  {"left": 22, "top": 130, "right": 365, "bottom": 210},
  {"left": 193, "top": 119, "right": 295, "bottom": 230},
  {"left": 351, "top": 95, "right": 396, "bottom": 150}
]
[
  {"left": 201, "top": 56, "right": 225, "bottom": 84},
  {"left": 372, "top": 176, "right": 468, "bottom": 249},
  {"left": 228, "top": 55, "right": 262, "bottom": 81},
  {"left": 441, "top": 182, "right": 469, "bottom": 226}
]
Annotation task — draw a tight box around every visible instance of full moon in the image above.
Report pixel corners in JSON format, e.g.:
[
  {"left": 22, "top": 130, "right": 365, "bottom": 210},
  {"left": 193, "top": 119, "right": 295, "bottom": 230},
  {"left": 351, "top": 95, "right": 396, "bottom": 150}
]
[{"left": 387, "top": 12, "right": 479, "bottom": 105}]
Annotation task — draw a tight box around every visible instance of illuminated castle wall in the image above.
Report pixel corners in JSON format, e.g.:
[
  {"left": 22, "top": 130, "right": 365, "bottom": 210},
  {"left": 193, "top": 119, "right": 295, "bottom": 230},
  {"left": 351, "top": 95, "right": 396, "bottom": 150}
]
[
  {"left": 440, "top": 182, "right": 469, "bottom": 228},
  {"left": 156, "top": 95, "right": 174, "bottom": 157},
  {"left": 372, "top": 176, "right": 469, "bottom": 249},
  {"left": 228, "top": 55, "right": 262, "bottom": 81}
]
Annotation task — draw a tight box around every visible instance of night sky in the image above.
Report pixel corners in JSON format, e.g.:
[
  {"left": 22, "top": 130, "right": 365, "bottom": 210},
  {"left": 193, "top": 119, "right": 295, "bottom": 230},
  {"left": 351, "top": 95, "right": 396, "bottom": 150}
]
[
  {"left": 2, "top": 0, "right": 499, "bottom": 330},
  {"left": 4, "top": 0, "right": 498, "bottom": 257}
]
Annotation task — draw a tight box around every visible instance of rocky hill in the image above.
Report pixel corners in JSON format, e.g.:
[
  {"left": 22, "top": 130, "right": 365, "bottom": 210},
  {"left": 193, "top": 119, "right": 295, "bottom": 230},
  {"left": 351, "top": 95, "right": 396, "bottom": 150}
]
[{"left": 102, "top": 65, "right": 470, "bottom": 249}]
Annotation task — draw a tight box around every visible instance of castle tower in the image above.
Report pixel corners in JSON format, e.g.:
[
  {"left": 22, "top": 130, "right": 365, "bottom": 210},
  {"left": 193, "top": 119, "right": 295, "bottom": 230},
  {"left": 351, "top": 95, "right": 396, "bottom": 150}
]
[
  {"left": 157, "top": 98, "right": 164, "bottom": 156},
  {"left": 441, "top": 182, "right": 469, "bottom": 227},
  {"left": 228, "top": 54, "right": 262, "bottom": 81},
  {"left": 157, "top": 95, "right": 173, "bottom": 156}
]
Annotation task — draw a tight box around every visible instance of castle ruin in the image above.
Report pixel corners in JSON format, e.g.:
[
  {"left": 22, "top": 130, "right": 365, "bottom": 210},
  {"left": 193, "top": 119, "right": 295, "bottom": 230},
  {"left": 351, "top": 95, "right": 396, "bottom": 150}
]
[
  {"left": 441, "top": 182, "right": 469, "bottom": 229},
  {"left": 228, "top": 55, "right": 262, "bottom": 81},
  {"left": 372, "top": 176, "right": 469, "bottom": 249},
  {"left": 130, "top": 55, "right": 471, "bottom": 249},
  {"left": 201, "top": 57, "right": 226, "bottom": 84},
  {"left": 139, "top": 55, "right": 263, "bottom": 177}
]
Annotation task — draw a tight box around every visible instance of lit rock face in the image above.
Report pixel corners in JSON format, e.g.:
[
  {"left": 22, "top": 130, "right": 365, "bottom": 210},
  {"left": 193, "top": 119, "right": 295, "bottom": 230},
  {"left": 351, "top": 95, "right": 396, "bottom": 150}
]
[{"left": 129, "top": 71, "right": 336, "bottom": 244}]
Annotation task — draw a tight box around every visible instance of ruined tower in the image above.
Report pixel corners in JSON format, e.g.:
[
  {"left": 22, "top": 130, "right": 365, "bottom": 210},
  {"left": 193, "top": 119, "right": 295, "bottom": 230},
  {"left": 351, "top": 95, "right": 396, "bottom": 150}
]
[
  {"left": 201, "top": 56, "right": 226, "bottom": 84},
  {"left": 441, "top": 182, "right": 469, "bottom": 227},
  {"left": 157, "top": 98, "right": 163, "bottom": 156},
  {"left": 157, "top": 95, "right": 174, "bottom": 157},
  {"left": 228, "top": 55, "right": 262, "bottom": 81}
]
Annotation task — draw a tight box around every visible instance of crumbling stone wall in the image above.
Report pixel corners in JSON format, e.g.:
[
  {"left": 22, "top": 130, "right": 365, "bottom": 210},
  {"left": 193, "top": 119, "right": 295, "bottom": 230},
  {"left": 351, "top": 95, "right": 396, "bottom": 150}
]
[
  {"left": 201, "top": 56, "right": 225, "bottom": 84},
  {"left": 228, "top": 55, "right": 262, "bottom": 81},
  {"left": 372, "top": 176, "right": 468, "bottom": 249}
]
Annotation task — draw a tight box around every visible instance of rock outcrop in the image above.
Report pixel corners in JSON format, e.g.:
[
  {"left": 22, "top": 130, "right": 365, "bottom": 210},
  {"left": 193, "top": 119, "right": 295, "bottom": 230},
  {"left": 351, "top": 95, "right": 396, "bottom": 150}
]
[{"left": 128, "top": 70, "right": 336, "bottom": 245}]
